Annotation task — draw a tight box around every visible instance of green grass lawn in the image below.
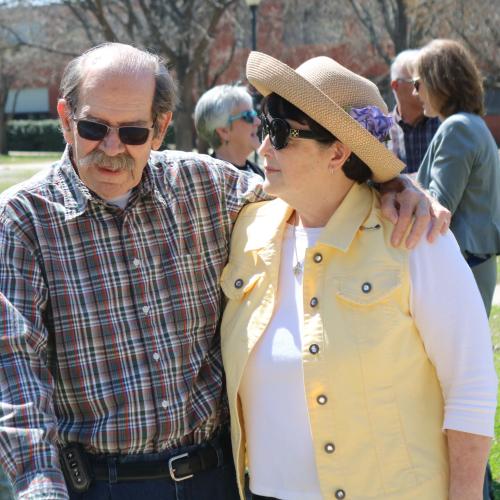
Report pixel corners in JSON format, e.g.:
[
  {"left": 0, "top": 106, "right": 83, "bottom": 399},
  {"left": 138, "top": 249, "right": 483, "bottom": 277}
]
[
  {"left": 0, "top": 167, "right": 48, "bottom": 193},
  {"left": 490, "top": 306, "right": 500, "bottom": 498},
  {"left": 0, "top": 153, "right": 58, "bottom": 193}
]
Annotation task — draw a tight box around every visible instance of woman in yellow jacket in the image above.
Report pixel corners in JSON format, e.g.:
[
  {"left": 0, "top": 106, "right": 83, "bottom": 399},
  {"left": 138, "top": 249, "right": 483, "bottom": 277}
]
[{"left": 220, "top": 52, "right": 497, "bottom": 500}]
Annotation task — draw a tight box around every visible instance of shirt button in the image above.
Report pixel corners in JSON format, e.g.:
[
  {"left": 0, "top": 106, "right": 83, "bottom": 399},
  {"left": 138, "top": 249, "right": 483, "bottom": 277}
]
[
  {"left": 234, "top": 278, "right": 244, "bottom": 289},
  {"left": 335, "top": 489, "right": 346, "bottom": 499},
  {"left": 142, "top": 305, "right": 150, "bottom": 314},
  {"left": 317, "top": 395, "right": 328, "bottom": 405},
  {"left": 309, "top": 344, "right": 320, "bottom": 355},
  {"left": 153, "top": 352, "right": 160, "bottom": 361},
  {"left": 161, "top": 400, "right": 168, "bottom": 409},
  {"left": 324, "top": 443, "right": 335, "bottom": 454},
  {"left": 310, "top": 297, "right": 319, "bottom": 307},
  {"left": 313, "top": 253, "right": 323, "bottom": 263},
  {"left": 133, "top": 258, "right": 141, "bottom": 267},
  {"left": 361, "top": 282, "right": 372, "bottom": 293}
]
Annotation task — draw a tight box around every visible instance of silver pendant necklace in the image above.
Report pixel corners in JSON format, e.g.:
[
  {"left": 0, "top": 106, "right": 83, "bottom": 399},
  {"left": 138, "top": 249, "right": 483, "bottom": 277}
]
[{"left": 292, "top": 213, "right": 304, "bottom": 276}]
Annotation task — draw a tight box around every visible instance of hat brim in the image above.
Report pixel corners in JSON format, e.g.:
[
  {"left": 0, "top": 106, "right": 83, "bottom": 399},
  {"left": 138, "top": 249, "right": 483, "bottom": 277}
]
[{"left": 246, "top": 52, "right": 404, "bottom": 183}]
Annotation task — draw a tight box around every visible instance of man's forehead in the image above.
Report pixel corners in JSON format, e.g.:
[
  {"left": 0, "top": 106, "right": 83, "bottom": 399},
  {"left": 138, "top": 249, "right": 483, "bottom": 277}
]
[
  {"left": 76, "top": 67, "right": 155, "bottom": 121},
  {"left": 82, "top": 63, "right": 153, "bottom": 87}
]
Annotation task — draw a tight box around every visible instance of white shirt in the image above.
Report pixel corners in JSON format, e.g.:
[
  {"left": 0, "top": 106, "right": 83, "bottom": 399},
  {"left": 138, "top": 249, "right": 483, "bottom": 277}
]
[{"left": 239, "top": 225, "right": 496, "bottom": 500}]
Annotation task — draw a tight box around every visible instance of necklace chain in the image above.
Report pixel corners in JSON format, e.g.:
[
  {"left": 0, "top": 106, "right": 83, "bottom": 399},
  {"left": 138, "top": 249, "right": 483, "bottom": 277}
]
[{"left": 292, "top": 212, "right": 304, "bottom": 276}]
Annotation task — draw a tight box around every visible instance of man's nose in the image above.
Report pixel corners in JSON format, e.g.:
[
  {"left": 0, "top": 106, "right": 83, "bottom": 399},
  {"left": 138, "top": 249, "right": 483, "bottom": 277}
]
[{"left": 99, "top": 128, "right": 125, "bottom": 156}]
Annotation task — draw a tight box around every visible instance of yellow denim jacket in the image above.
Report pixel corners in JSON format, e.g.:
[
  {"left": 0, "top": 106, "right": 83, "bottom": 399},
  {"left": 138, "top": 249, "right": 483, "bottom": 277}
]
[{"left": 220, "top": 183, "right": 448, "bottom": 500}]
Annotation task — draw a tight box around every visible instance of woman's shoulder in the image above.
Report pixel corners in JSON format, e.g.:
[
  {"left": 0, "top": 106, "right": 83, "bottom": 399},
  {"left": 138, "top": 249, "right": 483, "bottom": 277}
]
[
  {"left": 440, "top": 112, "right": 484, "bottom": 132},
  {"left": 238, "top": 197, "right": 282, "bottom": 216}
]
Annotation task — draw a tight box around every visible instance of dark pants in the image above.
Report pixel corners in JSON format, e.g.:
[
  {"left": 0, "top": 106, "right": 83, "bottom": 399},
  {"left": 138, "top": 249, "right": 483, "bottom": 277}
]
[{"left": 68, "top": 438, "right": 239, "bottom": 500}]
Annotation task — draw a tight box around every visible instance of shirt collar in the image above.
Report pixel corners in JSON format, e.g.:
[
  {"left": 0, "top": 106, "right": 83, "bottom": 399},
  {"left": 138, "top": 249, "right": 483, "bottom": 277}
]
[
  {"left": 393, "top": 105, "right": 430, "bottom": 129},
  {"left": 59, "top": 145, "right": 158, "bottom": 220}
]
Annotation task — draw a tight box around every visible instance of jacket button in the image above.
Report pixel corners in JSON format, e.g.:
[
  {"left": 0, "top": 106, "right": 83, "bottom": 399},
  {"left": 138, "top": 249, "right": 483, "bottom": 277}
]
[
  {"left": 309, "top": 344, "right": 320, "bottom": 354},
  {"left": 234, "top": 278, "right": 244, "bottom": 289},
  {"left": 313, "top": 253, "right": 323, "bottom": 263},
  {"left": 324, "top": 442, "right": 335, "bottom": 453},
  {"left": 317, "top": 395, "right": 327, "bottom": 405},
  {"left": 310, "top": 297, "right": 319, "bottom": 307},
  {"left": 361, "top": 282, "right": 372, "bottom": 293},
  {"left": 335, "top": 489, "right": 346, "bottom": 499}
]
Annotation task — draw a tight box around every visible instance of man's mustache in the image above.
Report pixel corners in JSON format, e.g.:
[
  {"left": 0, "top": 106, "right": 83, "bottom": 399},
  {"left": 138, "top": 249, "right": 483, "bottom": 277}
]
[{"left": 79, "top": 150, "right": 135, "bottom": 173}]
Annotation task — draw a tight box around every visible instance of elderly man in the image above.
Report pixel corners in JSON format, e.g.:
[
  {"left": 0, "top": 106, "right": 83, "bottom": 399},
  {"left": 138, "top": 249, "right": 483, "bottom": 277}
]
[
  {"left": 0, "top": 43, "right": 447, "bottom": 499},
  {"left": 389, "top": 49, "right": 440, "bottom": 174}
]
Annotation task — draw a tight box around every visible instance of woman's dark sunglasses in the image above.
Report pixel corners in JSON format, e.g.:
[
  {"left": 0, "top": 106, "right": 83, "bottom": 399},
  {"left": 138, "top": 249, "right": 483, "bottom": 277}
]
[
  {"left": 228, "top": 109, "right": 258, "bottom": 125},
  {"left": 412, "top": 77, "right": 421, "bottom": 92},
  {"left": 261, "top": 114, "right": 329, "bottom": 150},
  {"left": 74, "top": 119, "right": 154, "bottom": 146}
]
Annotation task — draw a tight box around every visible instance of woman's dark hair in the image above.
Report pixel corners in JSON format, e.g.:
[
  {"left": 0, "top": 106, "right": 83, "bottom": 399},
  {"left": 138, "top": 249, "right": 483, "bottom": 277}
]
[
  {"left": 416, "top": 39, "right": 484, "bottom": 117},
  {"left": 262, "top": 93, "right": 372, "bottom": 183}
]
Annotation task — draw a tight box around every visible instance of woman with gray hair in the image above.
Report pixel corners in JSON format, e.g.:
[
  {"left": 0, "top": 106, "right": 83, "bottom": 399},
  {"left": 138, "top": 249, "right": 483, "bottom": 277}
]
[{"left": 194, "top": 84, "right": 264, "bottom": 178}]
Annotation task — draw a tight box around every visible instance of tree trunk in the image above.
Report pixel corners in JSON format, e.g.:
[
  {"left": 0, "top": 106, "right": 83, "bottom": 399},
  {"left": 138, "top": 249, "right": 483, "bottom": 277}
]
[
  {"left": 174, "top": 105, "right": 195, "bottom": 152},
  {"left": 173, "top": 67, "right": 197, "bottom": 152}
]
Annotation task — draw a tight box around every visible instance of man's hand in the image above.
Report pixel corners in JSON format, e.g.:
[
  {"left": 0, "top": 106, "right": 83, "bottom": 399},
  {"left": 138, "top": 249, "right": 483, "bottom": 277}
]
[{"left": 379, "top": 175, "right": 451, "bottom": 248}]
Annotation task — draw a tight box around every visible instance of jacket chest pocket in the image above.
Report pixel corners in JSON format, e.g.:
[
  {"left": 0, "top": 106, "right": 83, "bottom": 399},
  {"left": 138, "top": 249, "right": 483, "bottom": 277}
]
[
  {"left": 220, "top": 261, "right": 265, "bottom": 337},
  {"left": 335, "top": 268, "right": 402, "bottom": 306},
  {"left": 220, "top": 262, "right": 264, "bottom": 301},
  {"left": 333, "top": 268, "right": 404, "bottom": 345}
]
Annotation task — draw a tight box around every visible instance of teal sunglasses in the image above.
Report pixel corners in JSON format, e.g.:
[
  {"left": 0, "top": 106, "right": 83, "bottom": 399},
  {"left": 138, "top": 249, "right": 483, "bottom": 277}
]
[{"left": 227, "top": 109, "right": 258, "bottom": 125}]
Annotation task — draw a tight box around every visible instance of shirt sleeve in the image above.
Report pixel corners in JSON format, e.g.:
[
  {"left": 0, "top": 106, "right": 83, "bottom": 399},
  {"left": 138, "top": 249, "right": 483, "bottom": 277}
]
[
  {"left": 0, "top": 215, "right": 69, "bottom": 499},
  {"left": 217, "top": 160, "right": 273, "bottom": 222},
  {"left": 424, "top": 119, "right": 475, "bottom": 214},
  {"left": 409, "top": 230, "right": 497, "bottom": 437}
]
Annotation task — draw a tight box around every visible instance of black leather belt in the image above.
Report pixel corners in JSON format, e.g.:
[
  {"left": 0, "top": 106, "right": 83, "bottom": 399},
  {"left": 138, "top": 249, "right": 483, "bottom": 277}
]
[{"left": 89, "top": 434, "right": 232, "bottom": 483}]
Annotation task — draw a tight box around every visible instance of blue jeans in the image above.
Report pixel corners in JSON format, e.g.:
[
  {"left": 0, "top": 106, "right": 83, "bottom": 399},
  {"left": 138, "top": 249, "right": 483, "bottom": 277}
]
[{"left": 68, "top": 439, "right": 239, "bottom": 500}]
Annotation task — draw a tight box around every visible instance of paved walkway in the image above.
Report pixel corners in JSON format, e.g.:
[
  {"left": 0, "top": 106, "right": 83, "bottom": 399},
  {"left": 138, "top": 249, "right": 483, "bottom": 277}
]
[{"left": 0, "top": 161, "right": 53, "bottom": 172}]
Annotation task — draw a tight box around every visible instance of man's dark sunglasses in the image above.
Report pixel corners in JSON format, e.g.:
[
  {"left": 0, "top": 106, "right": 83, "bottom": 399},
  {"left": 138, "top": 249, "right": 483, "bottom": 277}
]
[
  {"left": 228, "top": 109, "right": 258, "bottom": 125},
  {"left": 412, "top": 77, "right": 421, "bottom": 92},
  {"left": 74, "top": 119, "right": 154, "bottom": 146}
]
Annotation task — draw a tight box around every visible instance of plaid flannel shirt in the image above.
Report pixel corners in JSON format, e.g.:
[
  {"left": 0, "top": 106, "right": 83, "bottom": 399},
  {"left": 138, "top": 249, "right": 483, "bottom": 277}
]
[
  {"left": 0, "top": 147, "right": 268, "bottom": 499},
  {"left": 388, "top": 106, "right": 440, "bottom": 174}
]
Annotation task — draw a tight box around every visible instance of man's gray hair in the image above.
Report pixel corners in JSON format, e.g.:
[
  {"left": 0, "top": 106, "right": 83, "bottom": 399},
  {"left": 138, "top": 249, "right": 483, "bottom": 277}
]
[
  {"left": 194, "top": 84, "right": 253, "bottom": 149},
  {"left": 59, "top": 42, "right": 178, "bottom": 137},
  {"left": 390, "top": 49, "right": 420, "bottom": 81}
]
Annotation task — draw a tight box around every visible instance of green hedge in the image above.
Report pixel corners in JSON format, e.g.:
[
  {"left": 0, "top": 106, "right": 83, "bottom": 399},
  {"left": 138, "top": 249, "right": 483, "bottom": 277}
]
[{"left": 6, "top": 120, "right": 65, "bottom": 152}]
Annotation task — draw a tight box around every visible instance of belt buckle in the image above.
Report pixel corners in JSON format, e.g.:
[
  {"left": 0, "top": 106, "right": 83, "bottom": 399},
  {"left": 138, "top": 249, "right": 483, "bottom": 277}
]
[{"left": 168, "top": 452, "right": 193, "bottom": 482}]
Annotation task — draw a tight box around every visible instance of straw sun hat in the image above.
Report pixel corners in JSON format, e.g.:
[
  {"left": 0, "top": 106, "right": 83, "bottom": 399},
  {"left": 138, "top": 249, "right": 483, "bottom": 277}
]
[{"left": 246, "top": 51, "right": 405, "bottom": 182}]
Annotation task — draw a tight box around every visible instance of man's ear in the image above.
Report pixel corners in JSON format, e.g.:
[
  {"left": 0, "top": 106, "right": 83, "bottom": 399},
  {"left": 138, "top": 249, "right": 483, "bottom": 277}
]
[
  {"left": 328, "top": 141, "right": 352, "bottom": 174},
  {"left": 57, "top": 99, "right": 74, "bottom": 145},
  {"left": 151, "top": 111, "right": 173, "bottom": 151},
  {"left": 390, "top": 79, "right": 399, "bottom": 91}
]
